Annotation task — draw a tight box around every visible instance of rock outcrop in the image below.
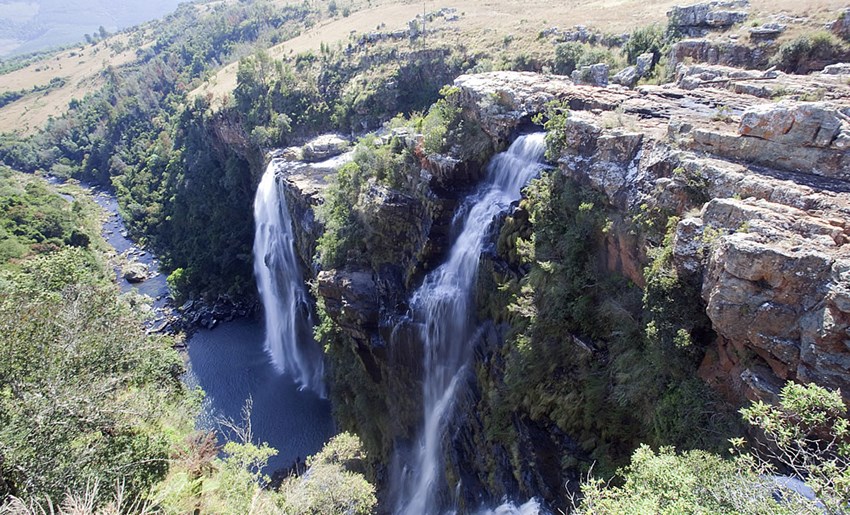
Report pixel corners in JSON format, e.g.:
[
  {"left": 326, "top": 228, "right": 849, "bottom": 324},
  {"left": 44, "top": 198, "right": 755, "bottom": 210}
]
[
  {"left": 571, "top": 63, "right": 609, "bottom": 87},
  {"left": 670, "top": 38, "right": 772, "bottom": 70},
  {"left": 283, "top": 56, "right": 850, "bottom": 510},
  {"left": 667, "top": 0, "right": 749, "bottom": 37},
  {"left": 450, "top": 70, "right": 850, "bottom": 408},
  {"left": 302, "top": 134, "right": 350, "bottom": 162}
]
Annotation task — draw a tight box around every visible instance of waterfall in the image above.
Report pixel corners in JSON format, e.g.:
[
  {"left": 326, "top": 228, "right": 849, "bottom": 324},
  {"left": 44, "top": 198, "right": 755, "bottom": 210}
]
[
  {"left": 392, "top": 134, "right": 547, "bottom": 514},
  {"left": 253, "top": 160, "right": 325, "bottom": 396}
]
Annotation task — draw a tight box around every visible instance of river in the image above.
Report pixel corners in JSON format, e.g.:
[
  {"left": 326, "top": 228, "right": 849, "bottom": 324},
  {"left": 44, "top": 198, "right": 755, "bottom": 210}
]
[{"left": 90, "top": 187, "right": 335, "bottom": 473}]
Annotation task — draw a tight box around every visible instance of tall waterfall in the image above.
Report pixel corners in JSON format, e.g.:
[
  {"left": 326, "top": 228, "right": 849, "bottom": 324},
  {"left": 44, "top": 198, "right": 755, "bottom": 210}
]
[
  {"left": 253, "top": 161, "right": 325, "bottom": 396},
  {"left": 393, "top": 134, "right": 547, "bottom": 514}
]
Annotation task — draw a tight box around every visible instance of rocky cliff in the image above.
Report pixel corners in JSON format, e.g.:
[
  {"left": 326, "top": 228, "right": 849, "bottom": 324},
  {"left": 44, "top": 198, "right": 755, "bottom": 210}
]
[
  {"left": 453, "top": 68, "right": 850, "bottom": 404},
  {"left": 275, "top": 29, "right": 850, "bottom": 511}
]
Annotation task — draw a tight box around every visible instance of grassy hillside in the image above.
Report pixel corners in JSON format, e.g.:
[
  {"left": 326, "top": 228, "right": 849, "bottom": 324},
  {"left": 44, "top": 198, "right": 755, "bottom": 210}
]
[{"left": 0, "top": 0, "right": 844, "bottom": 135}]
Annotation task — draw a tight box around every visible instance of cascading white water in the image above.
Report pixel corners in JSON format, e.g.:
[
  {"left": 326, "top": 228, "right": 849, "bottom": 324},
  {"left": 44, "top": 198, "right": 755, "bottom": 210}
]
[
  {"left": 253, "top": 160, "right": 325, "bottom": 396},
  {"left": 393, "top": 134, "right": 547, "bottom": 515}
]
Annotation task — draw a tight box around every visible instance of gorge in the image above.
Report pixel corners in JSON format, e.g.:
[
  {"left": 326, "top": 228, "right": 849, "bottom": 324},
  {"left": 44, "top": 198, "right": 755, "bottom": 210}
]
[{"left": 1, "top": 0, "right": 850, "bottom": 512}]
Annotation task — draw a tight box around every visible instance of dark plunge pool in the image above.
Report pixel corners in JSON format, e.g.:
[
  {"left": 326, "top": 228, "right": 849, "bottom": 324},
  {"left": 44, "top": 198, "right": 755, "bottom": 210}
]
[
  {"left": 184, "top": 319, "right": 335, "bottom": 473},
  {"left": 80, "top": 182, "right": 335, "bottom": 475}
]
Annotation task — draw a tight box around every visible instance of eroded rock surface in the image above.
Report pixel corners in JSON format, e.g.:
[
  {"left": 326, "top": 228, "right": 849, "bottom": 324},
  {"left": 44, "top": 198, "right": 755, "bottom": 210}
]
[
  {"left": 667, "top": 0, "right": 749, "bottom": 36},
  {"left": 452, "top": 70, "right": 850, "bottom": 404}
]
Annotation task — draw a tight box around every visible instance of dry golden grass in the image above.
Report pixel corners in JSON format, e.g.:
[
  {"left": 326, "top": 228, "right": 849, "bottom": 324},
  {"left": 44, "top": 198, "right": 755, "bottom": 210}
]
[
  {"left": 0, "top": 34, "right": 139, "bottom": 135},
  {"left": 192, "top": 0, "right": 847, "bottom": 101},
  {"left": 0, "top": 0, "right": 845, "bottom": 134},
  {"left": 192, "top": 0, "right": 686, "bottom": 99}
]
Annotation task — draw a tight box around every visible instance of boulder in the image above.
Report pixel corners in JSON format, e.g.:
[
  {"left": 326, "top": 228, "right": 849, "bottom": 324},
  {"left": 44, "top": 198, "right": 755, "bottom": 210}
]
[
  {"left": 611, "top": 66, "right": 640, "bottom": 88},
  {"left": 122, "top": 262, "right": 149, "bottom": 283},
  {"left": 635, "top": 52, "right": 654, "bottom": 77},
  {"left": 832, "top": 8, "right": 850, "bottom": 40},
  {"left": 612, "top": 66, "right": 639, "bottom": 88},
  {"left": 302, "top": 134, "right": 350, "bottom": 162},
  {"left": 748, "top": 22, "right": 785, "bottom": 40},
  {"left": 613, "top": 53, "right": 655, "bottom": 88},
  {"left": 571, "top": 63, "right": 609, "bottom": 87},
  {"left": 823, "top": 62, "right": 850, "bottom": 75},
  {"left": 739, "top": 102, "right": 846, "bottom": 148}
]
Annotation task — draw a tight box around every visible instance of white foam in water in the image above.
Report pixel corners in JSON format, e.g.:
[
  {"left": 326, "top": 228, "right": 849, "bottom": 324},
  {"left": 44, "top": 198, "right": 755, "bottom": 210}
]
[
  {"left": 253, "top": 161, "right": 325, "bottom": 396},
  {"left": 391, "top": 134, "right": 547, "bottom": 514},
  {"left": 477, "top": 499, "right": 544, "bottom": 515}
]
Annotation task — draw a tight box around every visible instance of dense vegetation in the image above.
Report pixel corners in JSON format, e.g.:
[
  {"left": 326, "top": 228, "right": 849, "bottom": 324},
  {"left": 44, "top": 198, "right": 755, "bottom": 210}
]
[
  {"left": 576, "top": 383, "right": 849, "bottom": 513},
  {"left": 0, "top": 0, "right": 320, "bottom": 298},
  {"left": 310, "top": 96, "right": 848, "bottom": 510},
  {"left": 480, "top": 168, "right": 738, "bottom": 476},
  {"left": 0, "top": 170, "right": 376, "bottom": 513},
  {"left": 0, "top": 169, "right": 94, "bottom": 262},
  {"left": 2, "top": 0, "right": 849, "bottom": 511},
  {"left": 0, "top": 170, "right": 188, "bottom": 506}
]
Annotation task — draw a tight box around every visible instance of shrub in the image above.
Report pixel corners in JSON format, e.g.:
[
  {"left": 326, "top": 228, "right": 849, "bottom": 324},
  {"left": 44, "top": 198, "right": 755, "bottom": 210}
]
[
  {"left": 533, "top": 100, "right": 571, "bottom": 161},
  {"left": 553, "top": 42, "right": 620, "bottom": 75},
  {"left": 770, "top": 31, "right": 848, "bottom": 73},
  {"left": 736, "top": 382, "right": 850, "bottom": 513},
  {"left": 577, "top": 382, "right": 849, "bottom": 514},
  {"left": 624, "top": 24, "right": 666, "bottom": 66},
  {"left": 575, "top": 445, "right": 790, "bottom": 514},
  {"left": 279, "top": 433, "right": 377, "bottom": 515}
]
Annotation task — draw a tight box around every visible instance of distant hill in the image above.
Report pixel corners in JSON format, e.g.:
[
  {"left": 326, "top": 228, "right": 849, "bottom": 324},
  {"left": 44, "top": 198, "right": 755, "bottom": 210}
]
[{"left": 0, "top": 0, "right": 185, "bottom": 56}]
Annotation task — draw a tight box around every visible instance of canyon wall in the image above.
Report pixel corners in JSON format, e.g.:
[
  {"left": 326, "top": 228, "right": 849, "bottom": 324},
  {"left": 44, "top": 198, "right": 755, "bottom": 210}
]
[{"left": 276, "top": 42, "right": 850, "bottom": 514}]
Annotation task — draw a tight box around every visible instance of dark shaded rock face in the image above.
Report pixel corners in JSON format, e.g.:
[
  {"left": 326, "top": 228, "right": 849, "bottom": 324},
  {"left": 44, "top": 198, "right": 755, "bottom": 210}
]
[
  {"left": 669, "top": 37, "right": 776, "bottom": 71},
  {"left": 832, "top": 9, "right": 850, "bottom": 41}
]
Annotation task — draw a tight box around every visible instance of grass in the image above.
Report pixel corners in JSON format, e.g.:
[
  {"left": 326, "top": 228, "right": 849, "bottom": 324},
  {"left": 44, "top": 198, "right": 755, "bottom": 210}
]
[
  {"left": 0, "top": 34, "right": 139, "bottom": 134},
  {"left": 192, "top": 0, "right": 684, "bottom": 100},
  {"left": 0, "top": 0, "right": 847, "bottom": 135}
]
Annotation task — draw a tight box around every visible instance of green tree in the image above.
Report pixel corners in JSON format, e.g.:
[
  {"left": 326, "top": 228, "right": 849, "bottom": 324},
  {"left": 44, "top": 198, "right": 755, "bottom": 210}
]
[{"left": 736, "top": 382, "right": 850, "bottom": 513}]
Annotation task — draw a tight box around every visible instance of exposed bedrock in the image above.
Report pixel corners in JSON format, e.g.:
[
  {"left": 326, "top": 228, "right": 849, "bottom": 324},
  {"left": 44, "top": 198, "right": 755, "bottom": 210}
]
[{"left": 452, "top": 70, "right": 850, "bottom": 405}]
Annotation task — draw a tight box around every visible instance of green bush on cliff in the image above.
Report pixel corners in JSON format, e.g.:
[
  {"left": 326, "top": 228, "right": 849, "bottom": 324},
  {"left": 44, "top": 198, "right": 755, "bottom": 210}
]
[
  {"left": 623, "top": 24, "right": 667, "bottom": 66},
  {"left": 500, "top": 172, "right": 639, "bottom": 465},
  {"left": 553, "top": 42, "right": 619, "bottom": 75},
  {"left": 577, "top": 382, "right": 849, "bottom": 514},
  {"left": 493, "top": 171, "right": 737, "bottom": 475},
  {"left": 156, "top": 428, "right": 377, "bottom": 515},
  {"left": 533, "top": 100, "right": 571, "bottom": 162},
  {"left": 736, "top": 382, "right": 850, "bottom": 512},
  {"left": 316, "top": 161, "right": 368, "bottom": 269},
  {"left": 770, "top": 31, "right": 848, "bottom": 73},
  {"left": 279, "top": 433, "right": 377, "bottom": 514},
  {"left": 575, "top": 445, "right": 787, "bottom": 514}
]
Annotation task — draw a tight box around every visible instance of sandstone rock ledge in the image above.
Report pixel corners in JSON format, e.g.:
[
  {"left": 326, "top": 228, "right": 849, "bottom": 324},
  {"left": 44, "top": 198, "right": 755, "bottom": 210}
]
[{"left": 453, "top": 70, "right": 850, "bottom": 403}]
